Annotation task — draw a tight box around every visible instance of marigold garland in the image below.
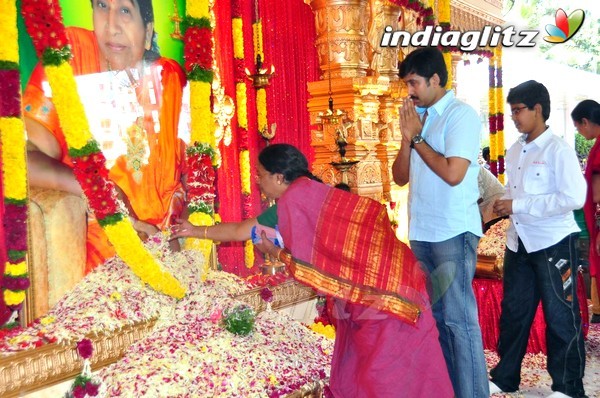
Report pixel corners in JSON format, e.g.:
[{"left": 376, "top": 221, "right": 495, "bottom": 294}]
[
  {"left": 488, "top": 46, "right": 505, "bottom": 184},
  {"left": 437, "top": 0, "right": 452, "bottom": 89},
  {"left": 20, "top": 0, "right": 185, "bottom": 299},
  {"left": 0, "top": 0, "right": 29, "bottom": 328},
  {"left": 233, "top": 0, "right": 253, "bottom": 268},
  {"left": 256, "top": 88, "right": 268, "bottom": 134},
  {"left": 494, "top": 46, "right": 505, "bottom": 184},
  {"left": 389, "top": 0, "right": 434, "bottom": 26},
  {"left": 183, "top": 0, "right": 217, "bottom": 277}
]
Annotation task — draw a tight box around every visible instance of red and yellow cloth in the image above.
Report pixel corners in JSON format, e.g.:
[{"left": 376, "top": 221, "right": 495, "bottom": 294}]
[{"left": 277, "top": 178, "right": 428, "bottom": 324}]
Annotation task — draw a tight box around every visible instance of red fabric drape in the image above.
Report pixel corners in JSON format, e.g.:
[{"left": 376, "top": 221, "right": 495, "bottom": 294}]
[
  {"left": 474, "top": 274, "right": 589, "bottom": 354},
  {"left": 215, "top": 0, "right": 319, "bottom": 275}
]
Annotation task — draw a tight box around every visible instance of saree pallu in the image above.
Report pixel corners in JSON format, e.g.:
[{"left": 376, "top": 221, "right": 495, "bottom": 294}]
[{"left": 277, "top": 178, "right": 428, "bottom": 324}]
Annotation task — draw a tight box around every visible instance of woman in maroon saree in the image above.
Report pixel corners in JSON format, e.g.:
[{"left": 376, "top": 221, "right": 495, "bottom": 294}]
[{"left": 173, "top": 144, "right": 452, "bottom": 397}]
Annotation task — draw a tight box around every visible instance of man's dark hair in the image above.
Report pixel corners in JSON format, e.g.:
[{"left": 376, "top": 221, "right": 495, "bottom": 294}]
[
  {"left": 571, "top": 99, "right": 600, "bottom": 125},
  {"left": 399, "top": 47, "right": 448, "bottom": 87},
  {"left": 482, "top": 147, "right": 490, "bottom": 162},
  {"left": 506, "top": 80, "right": 551, "bottom": 121}
]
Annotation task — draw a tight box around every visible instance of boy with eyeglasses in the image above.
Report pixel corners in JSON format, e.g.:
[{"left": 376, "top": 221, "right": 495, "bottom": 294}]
[{"left": 489, "top": 80, "right": 587, "bottom": 398}]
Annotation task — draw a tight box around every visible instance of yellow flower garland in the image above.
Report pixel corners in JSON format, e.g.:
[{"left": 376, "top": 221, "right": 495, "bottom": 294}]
[
  {"left": 186, "top": 0, "right": 209, "bottom": 19},
  {"left": 3, "top": 290, "right": 25, "bottom": 306},
  {"left": 5, "top": 261, "right": 27, "bottom": 276},
  {"left": 0, "top": 118, "right": 27, "bottom": 201},
  {"left": 443, "top": 51, "right": 452, "bottom": 90},
  {"left": 44, "top": 63, "right": 94, "bottom": 150},
  {"left": 232, "top": 18, "right": 244, "bottom": 59},
  {"left": 104, "top": 220, "right": 185, "bottom": 298},
  {"left": 438, "top": 0, "right": 450, "bottom": 23},
  {"left": 190, "top": 80, "right": 215, "bottom": 147},
  {"left": 236, "top": 83, "right": 248, "bottom": 129},
  {"left": 1, "top": 0, "right": 30, "bottom": 317},
  {"left": 234, "top": 12, "right": 254, "bottom": 268},
  {"left": 437, "top": 0, "right": 452, "bottom": 89},
  {"left": 0, "top": 0, "right": 18, "bottom": 63},
  {"left": 494, "top": 46, "right": 505, "bottom": 184},
  {"left": 240, "top": 149, "right": 251, "bottom": 195},
  {"left": 257, "top": 88, "right": 267, "bottom": 133}
]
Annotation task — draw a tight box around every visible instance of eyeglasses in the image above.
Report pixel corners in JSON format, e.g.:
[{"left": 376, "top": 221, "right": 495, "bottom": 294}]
[{"left": 510, "top": 106, "right": 528, "bottom": 117}]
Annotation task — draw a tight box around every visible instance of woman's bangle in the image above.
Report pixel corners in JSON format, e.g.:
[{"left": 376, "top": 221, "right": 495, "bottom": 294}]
[
  {"left": 203, "top": 226, "right": 209, "bottom": 240},
  {"left": 276, "top": 249, "right": 292, "bottom": 265}
]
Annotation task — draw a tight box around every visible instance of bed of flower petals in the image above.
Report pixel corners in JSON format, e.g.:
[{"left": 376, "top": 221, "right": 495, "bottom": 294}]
[
  {"left": 0, "top": 237, "right": 224, "bottom": 354},
  {"left": 98, "top": 309, "right": 332, "bottom": 397},
  {"left": 0, "top": 236, "right": 333, "bottom": 396},
  {"left": 486, "top": 321, "right": 600, "bottom": 397},
  {"left": 477, "top": 218, "right": 510, "bottom": 258}
]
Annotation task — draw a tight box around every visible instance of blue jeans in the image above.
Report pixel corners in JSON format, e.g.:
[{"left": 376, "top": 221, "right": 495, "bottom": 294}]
[
  {"left": 490, "top": 234, "right": 586, "bottom": 397},
  {"left": 411, "top": 232, "right": 489, "bottom": 398}
]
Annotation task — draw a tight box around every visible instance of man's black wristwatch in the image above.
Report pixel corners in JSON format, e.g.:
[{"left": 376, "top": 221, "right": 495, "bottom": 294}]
[{"left": 410, "top": 134, "right": 424, "bottom": 148}]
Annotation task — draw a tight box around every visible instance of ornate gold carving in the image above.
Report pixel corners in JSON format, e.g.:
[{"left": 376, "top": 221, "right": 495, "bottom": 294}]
[
  {"left": 367, "top": 0, "right": 402, "bottom": 79},
  {"left": 0, "top": 320, "right": 157, "bottom": 397},
  {"left": 310, "top": 0, "right": 370, "bottom": 78},
  {"left": 451, "top": 0, "right": 505, "bottom": 31}
]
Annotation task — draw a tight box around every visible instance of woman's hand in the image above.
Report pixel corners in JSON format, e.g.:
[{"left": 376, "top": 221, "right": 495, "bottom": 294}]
[
  {"left": 254, "top": 230, "right": 280, "bottom": 259},
  {"left": 170, "top": 218, "right": 200, "bottom": 239},
  {"left": 132, "top": 219, "right": 159, "bottom": 241}
]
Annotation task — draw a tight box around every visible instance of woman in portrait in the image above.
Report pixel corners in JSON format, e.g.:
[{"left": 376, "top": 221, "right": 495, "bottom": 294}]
[{"left": 24, "top": 0, "right": 187, "bottom": 273}]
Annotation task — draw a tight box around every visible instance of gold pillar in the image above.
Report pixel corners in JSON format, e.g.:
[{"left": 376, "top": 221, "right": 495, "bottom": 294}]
[
  {"left": 367, "top": 0, "right": 403, "bottom": 79},
  {"left": 307, "top": 0, "right": 405, "bottom": 201},
  {"left": 310, "top": 0, "right": 370, "bottom": 79}
]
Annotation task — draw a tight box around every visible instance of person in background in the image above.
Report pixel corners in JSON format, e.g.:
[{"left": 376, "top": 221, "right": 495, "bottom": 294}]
[
  {"left": 482, "top": 146, "right": 491, "bottom": 170},
  {"left": 173, "top": 144, "right": 453, "bottom": 397},
  {"left": 490, "top": 81, "right": 587, "bottom": 398},
  {"left": 572, "top": 99, "right": 600, "bottom": 324},
  {"left": 333, "top": 182, "right": 351, "bottom": 192},
  {"left": 478, "top": 165, "right": 506, "bottom": 231},
  {"left": 391, "top": 47, "right": 488, "bottom": 397},
  {"left": 24, "top": 0, "right": 187, "bottom": 272}
]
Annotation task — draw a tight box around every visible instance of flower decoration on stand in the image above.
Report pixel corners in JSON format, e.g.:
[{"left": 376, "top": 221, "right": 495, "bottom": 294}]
[
  {"left": 309, "top": 296, "right": 335, "bottom": 339},
  {"left": 260, "top": 286, "right": 274, "bottom": 311},
  {"left": 20, "top": 0, "right": 185, "bottom": 299},
  {"left": 182, "top": 0, "right": 218, "bottom": 277},
  {"left": 232, "top": 0, "right": 255, "bottom": 269},
  {"left": 65, "top": 338, "right": 100, "bottom": 398},
  {"left": 0, "top": 0, "right": 29, "bottom": 328},
  {"left": 221, "top": 303, "right": 256, "bottom": 336},
  {"left": 488, "top": 46, "right": 505, "bottom": 184}
]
